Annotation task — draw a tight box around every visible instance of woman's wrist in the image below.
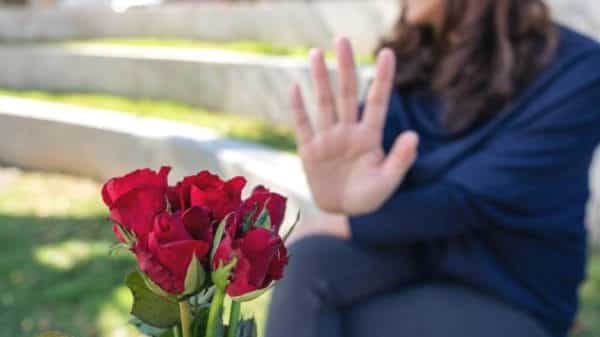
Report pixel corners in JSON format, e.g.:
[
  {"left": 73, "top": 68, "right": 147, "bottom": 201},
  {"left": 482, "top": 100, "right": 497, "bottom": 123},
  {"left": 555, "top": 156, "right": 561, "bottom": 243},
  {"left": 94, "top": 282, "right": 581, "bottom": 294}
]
[{"left": 321, "top": 212, "right": 351, "bottom": 240}]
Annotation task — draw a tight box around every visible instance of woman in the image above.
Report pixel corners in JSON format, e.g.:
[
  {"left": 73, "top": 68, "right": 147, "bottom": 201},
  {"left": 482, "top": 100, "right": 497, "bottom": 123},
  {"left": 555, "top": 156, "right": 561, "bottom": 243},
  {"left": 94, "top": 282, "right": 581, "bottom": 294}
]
[{"left": 266, "top": 0, "right": 600, "bottom": 337}]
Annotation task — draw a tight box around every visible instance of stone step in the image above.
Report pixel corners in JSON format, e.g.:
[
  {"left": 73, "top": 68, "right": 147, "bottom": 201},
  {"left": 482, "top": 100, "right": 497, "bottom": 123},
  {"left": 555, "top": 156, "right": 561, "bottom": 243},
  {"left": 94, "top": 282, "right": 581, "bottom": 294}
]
[
  {"left": 0, "top": 44, "right": 373, "bottom": 128},
  {"left": 0, "top": 96, "right": 320, "bottom": 231}
]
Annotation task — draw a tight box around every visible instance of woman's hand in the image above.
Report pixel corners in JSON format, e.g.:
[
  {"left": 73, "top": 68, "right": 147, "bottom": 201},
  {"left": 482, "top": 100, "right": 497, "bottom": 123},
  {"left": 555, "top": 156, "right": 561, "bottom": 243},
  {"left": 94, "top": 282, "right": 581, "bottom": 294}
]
[{"left": 291, "top": 38, "right": 419, "bottom": 216}]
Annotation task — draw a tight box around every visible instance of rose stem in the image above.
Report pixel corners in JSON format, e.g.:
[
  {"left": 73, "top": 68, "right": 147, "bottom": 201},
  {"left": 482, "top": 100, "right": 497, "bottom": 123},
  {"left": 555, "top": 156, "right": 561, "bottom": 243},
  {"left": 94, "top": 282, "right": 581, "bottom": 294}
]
[
  {"left": 173, "top": 325, "right": 182, "bottom": 337},
  {"left": 179, "top": 300, "right": 193, "bottom": 337},
  {"left": 206, "top": 288, "right": 226, "bottom": 337},
  {"left": 227, "top": 300, "right": 241, "bottom": 337}
]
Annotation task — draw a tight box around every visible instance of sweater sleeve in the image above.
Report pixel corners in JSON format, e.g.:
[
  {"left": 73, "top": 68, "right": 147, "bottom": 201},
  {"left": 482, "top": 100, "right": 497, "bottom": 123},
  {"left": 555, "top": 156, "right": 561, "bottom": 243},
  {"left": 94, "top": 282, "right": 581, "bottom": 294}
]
[{"left": 349, "top": 81, "right": 600, "bottom": 248}]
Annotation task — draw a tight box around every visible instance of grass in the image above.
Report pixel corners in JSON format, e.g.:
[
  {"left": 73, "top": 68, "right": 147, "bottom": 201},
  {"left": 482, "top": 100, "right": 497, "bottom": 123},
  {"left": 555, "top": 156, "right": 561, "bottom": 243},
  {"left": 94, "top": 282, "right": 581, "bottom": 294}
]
[
  {"left": 0, "top": 89, "right": 297, "bottom": 153},
  {"left": 0, "top": 168, "right": 270, "bottom": 337},
  {"left": 0, "top": 38, "right": 375, "bottom": 64}
]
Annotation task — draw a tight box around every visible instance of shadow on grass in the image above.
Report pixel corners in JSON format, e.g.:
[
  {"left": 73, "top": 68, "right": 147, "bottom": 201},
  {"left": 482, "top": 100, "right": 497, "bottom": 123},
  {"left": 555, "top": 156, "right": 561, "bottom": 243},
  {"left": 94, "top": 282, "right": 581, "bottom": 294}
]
[{"left": 0, "top": 213, "right": 135, "bottom": 337}]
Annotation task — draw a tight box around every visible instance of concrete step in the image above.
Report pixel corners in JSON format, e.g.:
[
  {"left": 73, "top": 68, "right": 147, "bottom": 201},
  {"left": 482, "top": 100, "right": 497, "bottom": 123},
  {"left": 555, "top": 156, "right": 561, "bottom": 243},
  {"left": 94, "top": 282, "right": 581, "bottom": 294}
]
[
  {"left": 0, "top": 96, "right": 320, "bottom": 230},
  {"left": 0, "top": 44, "right": 373, "bottom": 128}
]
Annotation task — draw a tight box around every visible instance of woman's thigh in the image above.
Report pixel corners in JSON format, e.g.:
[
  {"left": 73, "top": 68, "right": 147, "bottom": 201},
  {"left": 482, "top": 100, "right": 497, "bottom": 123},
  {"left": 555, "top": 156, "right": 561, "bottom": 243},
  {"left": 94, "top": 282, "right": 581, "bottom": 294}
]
[
  {"left": 266, "top": 235, "right": 421, "bottom": 337},
  {"left": 275, "top": 235, "right": 420, "bottom": 307},
  {"left": 345, "top": 284, "right": 550, "bottom": 337}
]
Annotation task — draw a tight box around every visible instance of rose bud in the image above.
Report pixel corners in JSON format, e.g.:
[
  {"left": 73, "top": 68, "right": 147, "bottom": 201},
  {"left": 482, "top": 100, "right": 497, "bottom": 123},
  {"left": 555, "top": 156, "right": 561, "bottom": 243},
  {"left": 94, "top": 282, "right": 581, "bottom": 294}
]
[
  {"left": 167, "top": 171, "right": 246, "bottom": 222},
  {"left": 239, "top": 186, "right": 287, "bottom": 234},
  {"left": 102, "top": 167, "right": 170, "bottom": 241},
  {"left": 213, "top": 227, "right": 288, "bottom": 298},
  {"left": 210, "top": 186, "right": 289, "bottom": 299},
  {"left": 135, "top": 211, "right": 211, "bottom": 296}
]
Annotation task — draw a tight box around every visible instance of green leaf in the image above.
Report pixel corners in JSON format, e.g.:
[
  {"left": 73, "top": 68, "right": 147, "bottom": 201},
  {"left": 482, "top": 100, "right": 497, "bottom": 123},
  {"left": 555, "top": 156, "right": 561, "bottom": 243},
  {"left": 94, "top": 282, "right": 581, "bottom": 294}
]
[
  {"left": 114, "top": 223, "right": 136, "bottom": 246},
  {"left": 139, "top": 270, "right": 177, "bottom": 300},
  {"left": 158, "top": 330, "right": 175, "bottom": 337},
  {"left": 130, "top": 317, "right": 168, "bottom": 337},
  {"left": 241, "top": 205, "right": 259, "bottom": 233},
  {"left": 211, "top": 258, "right": 237, "bottom": 291},
  {"left": 254, "top": 206, "right": 271, "bottom": 230},
  {"left": 211, "top": 215, "right": 230, "bottom": 262},
  {"left": 230, "top": 283, "right": 274, "bottom": 302},
  {"left": 283, "top": 211, "right": 301, "bottom": 242},
  {"left": 108, "top": 242, "right": 131, "bottom": 256},
  {"left": 126, "top": 271, "right": 180, "bottom": 328},
  {"left": 236, "top": 318, "right": 257, "bottom": 337},
  {"left": 183, "top": 255, "right": 206, "bottom": 296}
]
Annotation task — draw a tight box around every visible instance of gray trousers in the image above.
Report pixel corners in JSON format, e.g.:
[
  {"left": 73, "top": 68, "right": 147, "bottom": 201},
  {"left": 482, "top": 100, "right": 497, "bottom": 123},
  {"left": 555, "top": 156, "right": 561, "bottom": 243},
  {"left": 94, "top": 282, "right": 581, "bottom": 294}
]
[{"left": 265, "top": 236, "right": 550, "bottom": 337}]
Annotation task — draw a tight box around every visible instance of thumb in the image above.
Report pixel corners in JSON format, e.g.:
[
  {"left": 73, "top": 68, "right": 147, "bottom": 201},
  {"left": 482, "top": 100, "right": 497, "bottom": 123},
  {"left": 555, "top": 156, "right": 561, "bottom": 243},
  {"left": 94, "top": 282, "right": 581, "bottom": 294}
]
[{"left": 381, "top": 131, "right": 419, "bottom": 184}]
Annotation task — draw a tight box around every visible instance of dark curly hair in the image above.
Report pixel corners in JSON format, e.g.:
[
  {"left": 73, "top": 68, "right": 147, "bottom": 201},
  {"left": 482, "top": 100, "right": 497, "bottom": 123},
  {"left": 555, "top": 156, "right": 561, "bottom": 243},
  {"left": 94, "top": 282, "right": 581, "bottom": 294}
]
[{"left": 380, "top": 0, "right": 558, "bottom": 133}]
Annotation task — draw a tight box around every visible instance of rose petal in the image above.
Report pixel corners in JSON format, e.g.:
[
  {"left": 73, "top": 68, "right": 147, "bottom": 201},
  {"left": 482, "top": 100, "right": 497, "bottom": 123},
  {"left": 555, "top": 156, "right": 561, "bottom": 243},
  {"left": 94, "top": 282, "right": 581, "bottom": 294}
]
[
  {"left": 242, "top": 186, "right": 287, "bottom": 233},
  {"left": 182, "top": 206, "right": 213, "bottom": 242},
  {"left": 110, "top": 187, "right": 166, "bottom": 238},
  {"left": 102, "top": 167, "right": 170, "bottom": 206},
  {"left": 153, "top": 212, "right": 192, "bottom": 243}
]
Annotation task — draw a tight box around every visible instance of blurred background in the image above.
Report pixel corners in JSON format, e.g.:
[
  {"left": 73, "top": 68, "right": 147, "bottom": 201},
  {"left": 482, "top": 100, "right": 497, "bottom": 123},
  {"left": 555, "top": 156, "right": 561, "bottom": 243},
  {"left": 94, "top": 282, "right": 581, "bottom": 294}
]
[{"left": 0, "top": 0, "right": 598, "bottom": 337}]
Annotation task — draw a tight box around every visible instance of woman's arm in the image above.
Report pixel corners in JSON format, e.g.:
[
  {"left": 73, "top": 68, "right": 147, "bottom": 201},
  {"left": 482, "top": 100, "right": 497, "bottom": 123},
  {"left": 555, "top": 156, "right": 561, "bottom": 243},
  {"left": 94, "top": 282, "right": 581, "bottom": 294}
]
[{"left": 350, "top": 81, "right": 600, "bottom": 247}]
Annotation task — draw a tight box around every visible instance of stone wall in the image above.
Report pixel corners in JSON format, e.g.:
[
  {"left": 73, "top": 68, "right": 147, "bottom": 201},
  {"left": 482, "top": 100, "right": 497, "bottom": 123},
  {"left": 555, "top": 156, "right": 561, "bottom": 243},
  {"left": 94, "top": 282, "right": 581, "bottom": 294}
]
[
  {"left": 0, "top": 44, "right": 372, "bottom": 126},
  {"left": 0, "top": 96, "right": 320, "bottom": 230},
  {"left": 0, "top": 1, "right": 398, "bottom": 55},
  {"left": 0, "top": 1, "right": 598, "bottom": 53}
]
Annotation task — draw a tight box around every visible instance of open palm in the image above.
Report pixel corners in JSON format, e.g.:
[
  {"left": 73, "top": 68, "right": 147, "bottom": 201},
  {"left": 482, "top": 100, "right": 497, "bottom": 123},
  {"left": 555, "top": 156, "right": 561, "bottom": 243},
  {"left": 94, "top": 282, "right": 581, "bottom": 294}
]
[{"left": 291, "top": 38, "right": 419, "bottom": 215}]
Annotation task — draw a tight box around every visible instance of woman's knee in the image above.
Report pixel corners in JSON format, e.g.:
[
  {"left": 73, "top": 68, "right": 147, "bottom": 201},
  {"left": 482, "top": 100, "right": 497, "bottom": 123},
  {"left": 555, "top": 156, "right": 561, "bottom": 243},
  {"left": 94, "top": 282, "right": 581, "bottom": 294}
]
[{"left": 285, "top": 235, "right": 353, "bottom": 283}]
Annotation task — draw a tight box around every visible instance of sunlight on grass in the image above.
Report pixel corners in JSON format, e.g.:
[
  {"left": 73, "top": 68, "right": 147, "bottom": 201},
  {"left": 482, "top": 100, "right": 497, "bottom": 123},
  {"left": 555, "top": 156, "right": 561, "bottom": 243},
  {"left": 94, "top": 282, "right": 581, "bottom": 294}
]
[
  {"left": 0, "top": 37, "right": 375, "bottom": 64},
  {"left": 34, "top": 240, "right": 112, "bottom": 270},
  {"left": 72, "top": 38, "right": 313, "bottom": 57},
  {"left": 97, "top": 286, "right": 145, "bottom": 337},
  {"left": 0, "top": 169, "right": 102, "bottom": 217},
  {"left": 67, "top": 38, "right": 375, "bottom": 64},
  {"left": 0, "top": 88, "right": 297, "bottom": 152}
]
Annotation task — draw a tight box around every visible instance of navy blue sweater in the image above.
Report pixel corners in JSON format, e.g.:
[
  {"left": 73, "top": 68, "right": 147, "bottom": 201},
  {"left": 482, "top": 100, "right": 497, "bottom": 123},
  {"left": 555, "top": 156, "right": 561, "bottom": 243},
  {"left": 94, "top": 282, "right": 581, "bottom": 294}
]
[{"left": 349, "top": 26, "right": 600, "bottom": 337}]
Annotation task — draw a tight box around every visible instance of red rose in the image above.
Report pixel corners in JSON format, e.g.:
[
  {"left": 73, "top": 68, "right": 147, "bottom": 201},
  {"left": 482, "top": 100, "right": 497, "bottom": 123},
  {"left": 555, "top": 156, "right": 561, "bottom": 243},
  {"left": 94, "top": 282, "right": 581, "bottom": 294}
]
[
  {"left": 213, "top": 227, "right": 288, "bottom": 297},
  {"left": 135, "top": 212, "right": 211, "bottom": 295},
  {"left": 168, "top": 171, "right": 246, "bottom": 222},
  {"left": 240, "top": 186, "right": 287, "bottom": 234},
  {"left": 102, "top": 167, "right": 170, "bottom": 239}
]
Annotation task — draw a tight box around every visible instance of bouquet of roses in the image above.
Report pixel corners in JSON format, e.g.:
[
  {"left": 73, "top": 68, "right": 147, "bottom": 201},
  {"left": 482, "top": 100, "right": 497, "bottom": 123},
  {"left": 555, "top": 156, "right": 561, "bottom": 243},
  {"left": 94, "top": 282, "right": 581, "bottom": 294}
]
[{"left": 101, "top": 166, "right": 297, "bottom": 337}]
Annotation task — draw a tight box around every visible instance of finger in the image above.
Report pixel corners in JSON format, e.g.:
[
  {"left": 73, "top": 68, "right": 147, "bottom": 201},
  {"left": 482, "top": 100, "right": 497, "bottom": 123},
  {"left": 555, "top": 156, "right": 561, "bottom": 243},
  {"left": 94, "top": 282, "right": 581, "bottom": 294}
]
[
  {"left": 335, "top": 37, "right": 359, "bottom": 123},
  {"left": 290, "top": 83, "right": 314, "bottom": 145},
  {"left": 310, "top": 48, "right": 337, "bottom": 131},
  {"left": 363, "top": 48, "right": 396, "bottom": 130},
  {"left": 381, "top": 131, "right": 419, "bottom": 183}
]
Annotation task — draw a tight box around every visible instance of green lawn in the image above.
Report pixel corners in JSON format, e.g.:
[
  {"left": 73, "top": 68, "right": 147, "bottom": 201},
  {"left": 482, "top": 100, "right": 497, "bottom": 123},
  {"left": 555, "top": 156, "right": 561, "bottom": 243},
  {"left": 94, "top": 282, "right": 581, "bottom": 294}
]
[
  {"left": 0, "top": 167, "right": 599, "bottom": 337},
  {"left": 0, "top": 89, "right": 297, "bottom": 153},
  {"left": 0, "top": 38, "right": 374, "bottom": 64}
]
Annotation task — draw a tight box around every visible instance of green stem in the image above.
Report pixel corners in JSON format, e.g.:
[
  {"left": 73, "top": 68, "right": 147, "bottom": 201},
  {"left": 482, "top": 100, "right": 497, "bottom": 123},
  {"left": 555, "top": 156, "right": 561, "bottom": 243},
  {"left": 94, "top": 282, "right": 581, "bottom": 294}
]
[
  {"left": 227, "top": 301, "right": 242, "bottom": 337},
  {"left": 179, "top": 300, "right": 193, "bottom": 337},
  {"left": 206, "top": 288, "right": 226, "bottom": 337},
  {"left": 173, "top": 325, "right": 182, "bottom": 337}
]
